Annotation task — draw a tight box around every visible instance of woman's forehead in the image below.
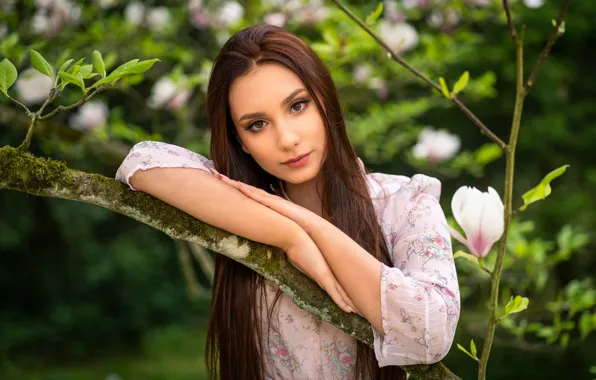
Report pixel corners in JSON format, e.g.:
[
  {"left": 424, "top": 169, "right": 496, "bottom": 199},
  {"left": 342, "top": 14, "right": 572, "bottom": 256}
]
[{"left": 228, "top": 63, "right": 305, "bottom": 114}]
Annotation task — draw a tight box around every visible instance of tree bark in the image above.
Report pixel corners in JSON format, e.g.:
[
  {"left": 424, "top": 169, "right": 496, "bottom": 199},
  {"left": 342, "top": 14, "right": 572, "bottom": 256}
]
[{"left": 0, "top": 145, "right": 460, "bottom": 380}]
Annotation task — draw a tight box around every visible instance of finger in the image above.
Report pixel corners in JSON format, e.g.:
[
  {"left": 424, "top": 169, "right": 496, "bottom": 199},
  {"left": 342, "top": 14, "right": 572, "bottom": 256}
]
[
  {"left": 321, "top": 278, "right": 352, "bottom": 313},
  {"left": 336, "top": 283, "right": 360, "bottom": 315}
]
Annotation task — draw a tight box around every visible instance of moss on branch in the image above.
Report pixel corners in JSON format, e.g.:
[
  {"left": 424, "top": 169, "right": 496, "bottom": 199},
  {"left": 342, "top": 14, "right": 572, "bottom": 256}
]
[{"left": 0, "top": 145, "right": 460, "bottom": 379}]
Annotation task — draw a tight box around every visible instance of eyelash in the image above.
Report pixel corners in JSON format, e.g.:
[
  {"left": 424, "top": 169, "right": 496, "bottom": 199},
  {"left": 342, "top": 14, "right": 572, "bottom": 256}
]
[{"left": 245, "top": 99, "right": 310, "bottom": 133}]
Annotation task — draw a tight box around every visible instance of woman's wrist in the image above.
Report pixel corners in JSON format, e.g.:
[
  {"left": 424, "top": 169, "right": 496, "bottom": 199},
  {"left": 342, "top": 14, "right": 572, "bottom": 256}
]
[{"left": 276, "top": 218, "right": 308, "bottom": 253}]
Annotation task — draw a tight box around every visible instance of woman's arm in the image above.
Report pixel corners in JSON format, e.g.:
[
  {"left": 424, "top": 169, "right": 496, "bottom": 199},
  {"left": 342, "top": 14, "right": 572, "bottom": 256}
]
[
  {"left": 131, "top": 167, "right": 299, "bottom": 251},
  {"left": 299, "top": 175, "right": 460, "bottom": 365}
]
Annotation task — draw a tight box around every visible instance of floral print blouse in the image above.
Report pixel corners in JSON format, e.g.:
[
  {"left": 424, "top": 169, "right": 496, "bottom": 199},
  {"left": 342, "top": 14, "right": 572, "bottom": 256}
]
[{"left": 115, "top": 141, "right": 461, "bottom": 379}]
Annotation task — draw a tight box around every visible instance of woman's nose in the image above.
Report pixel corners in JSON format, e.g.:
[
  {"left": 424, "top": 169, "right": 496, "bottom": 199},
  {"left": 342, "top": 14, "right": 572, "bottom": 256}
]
[{"left": 276, "top": 123, "right": 300, "bottom": 151}]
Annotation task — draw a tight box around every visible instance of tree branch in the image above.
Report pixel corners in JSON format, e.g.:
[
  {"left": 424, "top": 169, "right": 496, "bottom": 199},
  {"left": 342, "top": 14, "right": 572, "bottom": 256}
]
[
  {"left": 502, "top": 0, "right": 517, "bottom": 41},
  {"left": 0, "top": 145, "right": 460, "bottom": 380},
  {"left": 525, "top": 0, "right": 572, "bottom": 93},
  {"left": 331, "top": 0, "right": 507, "bottom": 150}
]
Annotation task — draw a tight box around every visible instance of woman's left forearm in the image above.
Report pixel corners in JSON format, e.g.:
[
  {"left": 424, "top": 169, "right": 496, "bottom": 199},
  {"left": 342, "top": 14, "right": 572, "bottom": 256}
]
[{"left": 307, "top": 216, "right": 385, "bottom": 334}]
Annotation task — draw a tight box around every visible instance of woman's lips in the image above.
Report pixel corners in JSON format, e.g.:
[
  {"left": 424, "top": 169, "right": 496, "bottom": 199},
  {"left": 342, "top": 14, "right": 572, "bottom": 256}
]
[{"left": 283, "top": 152, "right": 311, "bottom": 168}]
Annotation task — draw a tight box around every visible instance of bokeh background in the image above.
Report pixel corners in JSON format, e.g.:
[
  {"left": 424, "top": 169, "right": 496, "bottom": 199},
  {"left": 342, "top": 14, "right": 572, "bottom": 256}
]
[{"left": 1, "top": 0, "right": 595, "bottom": 379}]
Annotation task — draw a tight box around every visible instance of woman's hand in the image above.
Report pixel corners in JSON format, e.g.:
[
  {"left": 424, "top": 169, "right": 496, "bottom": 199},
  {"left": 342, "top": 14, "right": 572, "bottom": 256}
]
[
  {"left": 211, "top": 170, "right": 360, "bottom": 315},
  {"left": 209, "top": 169, "right": 317, "bottom": 235},
  {"left": 284, "top": 228, "right": 361, "bottom": 315}
]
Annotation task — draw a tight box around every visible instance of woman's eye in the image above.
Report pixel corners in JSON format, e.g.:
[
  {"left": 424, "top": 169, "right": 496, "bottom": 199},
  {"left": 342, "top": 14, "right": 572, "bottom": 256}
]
[
  {"left": 290, "top": 100, "right": 308, "bottom": 113},
  {"left": 249, "top": 120, "right": 266, "bottom": 131}
]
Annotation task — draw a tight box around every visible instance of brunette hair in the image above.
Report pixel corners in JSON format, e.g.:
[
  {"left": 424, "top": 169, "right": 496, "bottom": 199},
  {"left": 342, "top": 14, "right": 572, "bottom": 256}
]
[{"left": 204, "top": 24, "right": 407, "bottom": 380}]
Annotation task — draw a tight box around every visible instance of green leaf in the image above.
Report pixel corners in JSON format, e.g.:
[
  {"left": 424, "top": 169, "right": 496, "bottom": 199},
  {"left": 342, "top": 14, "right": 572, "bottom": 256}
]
[
  {"left": 474, "top": 143, "right": 503, "bottom": 165},
  {"left": 454, "top": 251, "right": 479, "bottom": 265},
  {"left": 30, "top": 49, "right": 54, "bottom": 80},
  {"left": 93, "top": 50, "right": 106, "bottom": 77},
  {"left": 110, "top": 59, "right": 139, "bottom": 77},
  {"left": 503, "top": 295, "right": 530, "bottom": 318},
  {"left": 452, "top": 71, "right": 469, "bottom": 95},
  {"left": 0, "top": 58, "right": 18, "bottom": 95},
  {"left": 365, "top": 3, "right": 384, "bottom": 26},
  {"left": 552, "top": 19, "right": 566, "bottom": 35},
  {"left": 58, "top": 71, "right": 85, "bottom": 93},
  {"left": 521, "top": 165, "right": 570, "bottom": 211},
  {"left": 79, "top": 64, "right": 93, "bottom": 78},
  {"left": 58, "top": 59, "right": 74, "bottom": 74},
  {"left": 88, "top": 73, "right": 121, "bottom": 89},
  {"left": 470, "top": 339, "right": 477, "bottom": 358},
  {"left": 456, "top": 343, "right": 478, "bottom": 361},
  {"left": 126, "top": 58, "right": 160, "bottom": 74},
  {"left": 68, "top": 58, "right": 85, "bottom": 72},
  {"left": 439, "top": 77, "right": 450, "bottom": 98}
]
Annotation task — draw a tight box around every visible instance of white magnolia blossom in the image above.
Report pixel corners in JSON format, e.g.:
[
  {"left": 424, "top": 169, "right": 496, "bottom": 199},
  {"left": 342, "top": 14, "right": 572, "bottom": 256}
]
[
  {"left": 412, "top": 127, "right": 461, "bottom": 163},
  {"left": 147, "top": 77, "right": 192, "bottom": 110},
  {"left": 523, "top": 0, "right": 544, "bottom": 8},
  {"left": 124, "top": 1, "right": 145, "bottom": 26},
  {"left": 353, "top": 64, "right": 372, "bottom": 83},
  {"left": 146, "top": 7, "right": 171, "bottom": 31},
  {"left": 264, "top": 12, "right": 287, "bottom": 27},
  {"left": 15, "top": 68, "right": 53, "bottom": 105},
  {"left": 31, "top": 0, "right": 80, "bottom": 34},
  {"left": 69, "top": 101, "right": 109, "bottom": 132},
  {"left": 426, "top": 11, "right": 444, "bottom": 28},
  {"left": 32, "top": 11, "right": 51, "bottom": 34},
  {"left": 294, "top": 0, "right": 328, "bottom": 25},
  {"left": 378, "top": 21, "right": 419, "bottom": 53},
  {"left": 449, "top": 186, "right": 505, "bottom": 258},
  {"left": 216, "top": 2, "right": 244, "bottom": 27},
  {"left": 402, "top": 0, "right": 430, "bottom": 9}
]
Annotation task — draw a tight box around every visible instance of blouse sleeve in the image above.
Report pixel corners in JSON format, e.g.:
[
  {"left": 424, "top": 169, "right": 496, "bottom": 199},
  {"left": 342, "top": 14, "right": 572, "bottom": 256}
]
[
  {"left": 115, "top": 141, "right": 215, "bottom": 190},
  {"left": 371, "top": 174, "right": 460, "bottom": 367}
]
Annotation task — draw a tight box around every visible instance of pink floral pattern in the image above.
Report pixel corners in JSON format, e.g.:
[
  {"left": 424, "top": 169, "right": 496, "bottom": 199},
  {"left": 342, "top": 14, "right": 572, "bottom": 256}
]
[{"left": 116, "top": 142, "right": 461, "bottom": 379}]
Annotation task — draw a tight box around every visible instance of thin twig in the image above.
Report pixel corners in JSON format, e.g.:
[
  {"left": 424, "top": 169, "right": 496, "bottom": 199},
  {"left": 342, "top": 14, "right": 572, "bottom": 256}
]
[
  {"left": 7, "top": 95, "right": 32, "bottom": 115},
  {"left": 331, "top": 0, "right": 507, "bottom": 150},
  {"left": 502, "top": 0, "right": 517, "bottom": 41},
  {"left": 478, "top": 26, "right": 526, "bottom": 380},
  {"left": 39, "top": 87, "right": 105, "bottom": 120},
  {"left": 525, "top": 0, "right": 572, "bottom": 93}
]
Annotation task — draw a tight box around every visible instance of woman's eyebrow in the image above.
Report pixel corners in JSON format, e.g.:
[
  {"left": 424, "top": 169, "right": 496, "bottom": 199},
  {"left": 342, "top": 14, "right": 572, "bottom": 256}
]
[{"left": 238, "top": 88, "right": 307, "bottom": 122}]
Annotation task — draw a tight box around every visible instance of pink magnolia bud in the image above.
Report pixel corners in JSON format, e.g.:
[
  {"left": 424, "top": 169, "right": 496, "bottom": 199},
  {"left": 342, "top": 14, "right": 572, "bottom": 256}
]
[{"left": 449, "top": 186, "right": 504, "bottom": 258}]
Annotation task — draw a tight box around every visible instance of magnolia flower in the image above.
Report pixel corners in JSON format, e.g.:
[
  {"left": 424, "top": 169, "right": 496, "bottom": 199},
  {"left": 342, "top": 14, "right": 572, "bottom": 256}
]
[
  {"left": 353, "top": 65, "right": 372, "bottom": 83},
  {"left": 147, "top": 77, "right": 192, "bottom": 110},
  {"left": 146, "top": 7, "right": 170, "bottom": 32},
  {"left": 412, "top": 127, "right": 461, "bottom": 163},
  {"left": 124, "top": 1, "right": 145, "bottom": 26},
  {"left": 69, "top": 101, "right": 109, "bottom": 132},
  {"left": 264, "top": 12, "right": 287, "bottom": 27},
  {"left": 523, "top": 0, "right": 544, "bottom": 8},
  {"left": 426, "top": 11, "right": 444, "bottom": 28},
  {"left": 378, "top": 21, "right": 419, "bottom": 53},
  {"left": 15, "top": 68, "right": 53, "bottom": 105},
  {"left": 215, "top": 2, "right": 244, "bottom": 27},
  {"left": 449, "top": 186, "right": 504, "bottom": 258},
  {"left": 294, "top": 0, "right": 328, "bottom": 26},
  {"left": 402, "top": 0, "right": 431, "bottom": 9}
]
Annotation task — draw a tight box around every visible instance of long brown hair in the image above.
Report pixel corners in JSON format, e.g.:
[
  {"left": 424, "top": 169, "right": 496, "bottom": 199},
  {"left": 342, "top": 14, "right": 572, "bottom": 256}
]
[{"left": 204, "top": 24, "right": 407, "bottom": 380}]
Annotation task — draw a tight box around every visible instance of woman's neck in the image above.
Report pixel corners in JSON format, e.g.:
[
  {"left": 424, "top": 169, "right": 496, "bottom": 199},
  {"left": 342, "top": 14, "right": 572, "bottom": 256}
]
[{"left": 283, "top": 175, "right": 324, "bottom": 218}]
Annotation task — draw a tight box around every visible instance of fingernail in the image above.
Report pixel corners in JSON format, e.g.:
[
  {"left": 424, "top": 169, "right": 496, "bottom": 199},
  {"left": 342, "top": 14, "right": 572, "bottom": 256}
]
[{"left": 348, "top": 307, "right": 354, "bottom": 313}]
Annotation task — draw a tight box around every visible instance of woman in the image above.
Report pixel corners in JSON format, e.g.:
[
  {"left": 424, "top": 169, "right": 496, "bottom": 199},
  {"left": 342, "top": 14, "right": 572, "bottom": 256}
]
[{"left": 116, "top": 24, "right": 460, "bottom": 380}]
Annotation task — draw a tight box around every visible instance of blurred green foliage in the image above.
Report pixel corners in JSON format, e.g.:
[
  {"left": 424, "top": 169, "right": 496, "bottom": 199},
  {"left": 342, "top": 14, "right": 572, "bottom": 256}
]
[{"left": 1, "top": 0, "right": 596, "bottom": 378}]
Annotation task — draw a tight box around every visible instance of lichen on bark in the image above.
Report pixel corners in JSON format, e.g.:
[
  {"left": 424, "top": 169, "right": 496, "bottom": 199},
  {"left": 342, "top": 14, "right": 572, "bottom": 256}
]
[{"left": 0, "top": 145, "right": 460, "bottom": 380}]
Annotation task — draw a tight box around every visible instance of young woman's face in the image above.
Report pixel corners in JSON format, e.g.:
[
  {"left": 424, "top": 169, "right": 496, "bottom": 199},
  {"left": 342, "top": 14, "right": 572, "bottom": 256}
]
[{"left": 228, "top": 63, "right": 327, "bottom": 185}]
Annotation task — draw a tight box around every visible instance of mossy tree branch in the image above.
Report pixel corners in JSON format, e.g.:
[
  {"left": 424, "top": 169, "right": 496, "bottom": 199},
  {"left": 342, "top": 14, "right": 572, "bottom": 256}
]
[{"left": 0, "top": 145, "right": 460, "bottom": 380}]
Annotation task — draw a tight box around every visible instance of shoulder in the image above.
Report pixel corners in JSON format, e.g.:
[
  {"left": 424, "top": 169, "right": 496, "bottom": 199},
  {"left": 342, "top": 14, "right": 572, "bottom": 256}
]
[{"left": 365, "top": 172, "right": 442, "bottom": 202}]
